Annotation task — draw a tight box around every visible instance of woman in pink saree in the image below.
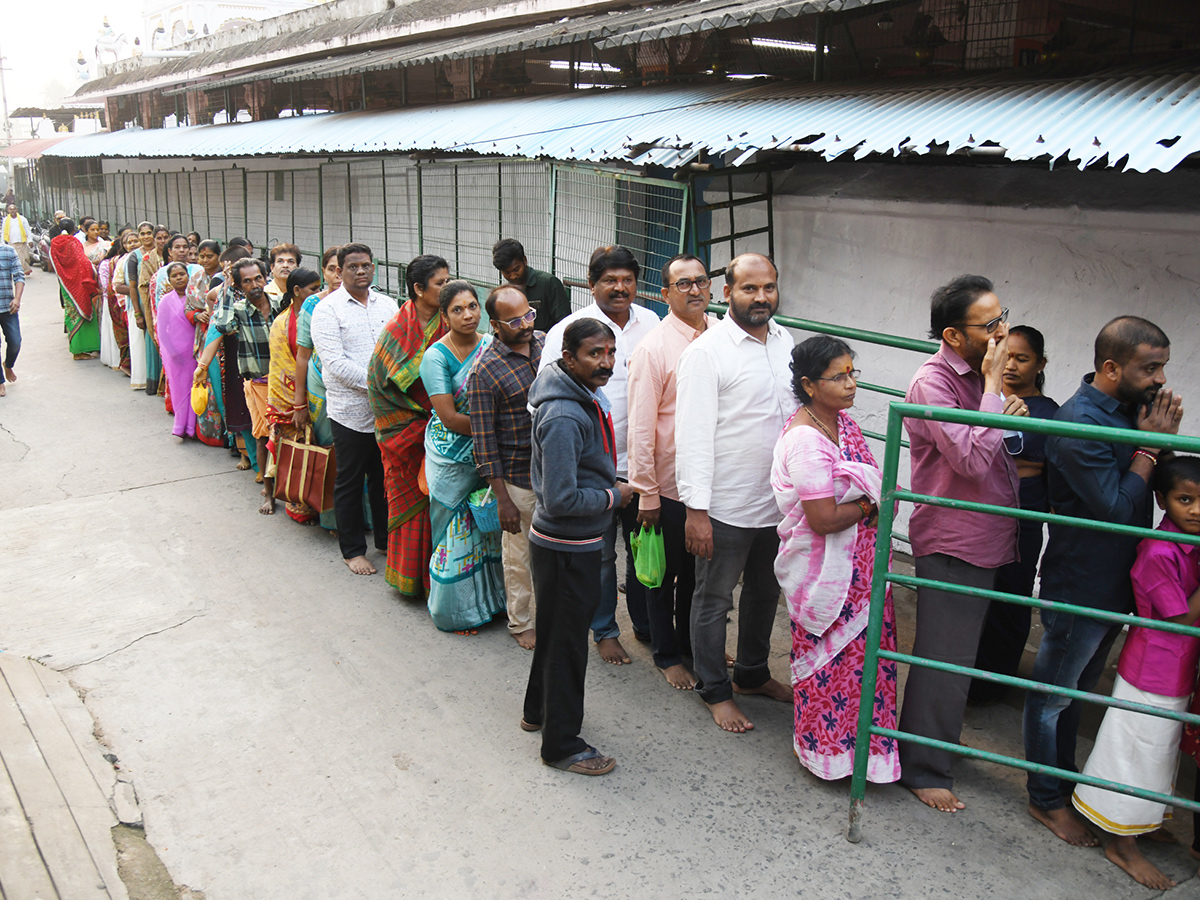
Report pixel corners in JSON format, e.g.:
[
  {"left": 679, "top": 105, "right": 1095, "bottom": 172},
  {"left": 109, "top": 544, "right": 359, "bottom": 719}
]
[
  {"left": 770, "top": 335, "right": 899, "bottom": 785},
  {"left": 158, "top": 263, "right": 199, "bottom": 439}
]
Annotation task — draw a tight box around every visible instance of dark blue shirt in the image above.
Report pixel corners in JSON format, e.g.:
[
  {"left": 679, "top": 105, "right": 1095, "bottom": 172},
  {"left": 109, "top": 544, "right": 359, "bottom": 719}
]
[{"left": 1039, "top": 374, "right": 1153, "bottom": 612}]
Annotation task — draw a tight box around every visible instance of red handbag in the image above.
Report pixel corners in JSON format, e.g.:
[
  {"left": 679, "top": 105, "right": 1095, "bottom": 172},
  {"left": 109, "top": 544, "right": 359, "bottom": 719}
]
[{"left": 273, "top": 427, "right": 336, "bottom": 512}]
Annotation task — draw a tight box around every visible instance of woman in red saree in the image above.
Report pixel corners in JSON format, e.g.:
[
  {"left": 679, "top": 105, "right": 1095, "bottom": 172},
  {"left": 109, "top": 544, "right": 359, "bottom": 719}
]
[
  {"left": 368, "top": 255, "right": 448, "bottom": 600},
  {"left": 50, "top": 220, "right": 101, "bottom": 359}
]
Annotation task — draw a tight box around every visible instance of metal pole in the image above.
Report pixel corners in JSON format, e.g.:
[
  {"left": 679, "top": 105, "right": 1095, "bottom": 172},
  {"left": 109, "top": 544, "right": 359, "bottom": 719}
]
[
  {"left": 813, "top": 14, "right": 826, "bottom": 82},
  {"left": 0, "top": 40, "right": 12, "bottom": 145},
  {"left": 847, "top": 402, "right": 903, "bottom": 842},
  {"left": 548, "top": 164, "right": 558, "bottom": 276}
]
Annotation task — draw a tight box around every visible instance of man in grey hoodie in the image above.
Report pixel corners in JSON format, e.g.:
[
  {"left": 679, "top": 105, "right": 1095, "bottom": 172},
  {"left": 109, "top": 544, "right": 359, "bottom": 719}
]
[{"left": 522, "top": 318, "right": 635, "bottom": 775}]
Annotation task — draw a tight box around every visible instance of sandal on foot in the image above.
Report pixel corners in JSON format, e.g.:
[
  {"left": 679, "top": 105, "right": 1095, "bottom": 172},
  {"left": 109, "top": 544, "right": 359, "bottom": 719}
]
[
  {"left": 543, "top": 746, "right": 615, "bottom": 776},
  {"left": 519, "top": 718, "right": 541, "bottom": 733}
]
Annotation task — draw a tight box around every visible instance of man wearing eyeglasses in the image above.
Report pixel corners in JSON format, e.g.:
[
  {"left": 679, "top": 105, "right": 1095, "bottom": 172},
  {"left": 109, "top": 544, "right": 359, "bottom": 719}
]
[
  {"left": 540, "top": 246, "right": 659, "bottom": 666},
  {"left": 626, "top": 254, "right": 719, "bottom": 691},
  {"left": 468, "top": 284, "right": 546, "bottom": 650},
  {"left": 898, "top": 274, "right": 1027, "bottom": 814}
]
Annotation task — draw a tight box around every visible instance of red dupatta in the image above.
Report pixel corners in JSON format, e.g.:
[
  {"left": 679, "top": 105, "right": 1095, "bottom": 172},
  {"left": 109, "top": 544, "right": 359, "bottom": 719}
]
[{"left": 50, "top": 234, "right": 98, "bottom": 319}]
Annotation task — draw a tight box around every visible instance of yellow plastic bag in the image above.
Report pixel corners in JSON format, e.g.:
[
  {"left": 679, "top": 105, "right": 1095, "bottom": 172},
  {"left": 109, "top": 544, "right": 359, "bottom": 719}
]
[{"left": 190, "top": 382, "right": 208, "bottom": 416}]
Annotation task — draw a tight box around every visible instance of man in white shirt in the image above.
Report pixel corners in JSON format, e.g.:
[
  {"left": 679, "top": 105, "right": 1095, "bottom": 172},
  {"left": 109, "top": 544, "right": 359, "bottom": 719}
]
[
  {"left": 265, "top": 243, "right": 300, "bottom": 302},
  {"left": 541, "top": 245, "right": 658, "bottom": 665},
  {"left": 676, "top": 253, "right": 797, "bottom": 733},
  {"left": 2, "top": 205, "right": 32, "bottom": 274},
  {"left": 627, "top": 253, "right": 717, "bottom": 690},
  {"left": 309, "top": 242, "right": 397, "bottom": 576}
]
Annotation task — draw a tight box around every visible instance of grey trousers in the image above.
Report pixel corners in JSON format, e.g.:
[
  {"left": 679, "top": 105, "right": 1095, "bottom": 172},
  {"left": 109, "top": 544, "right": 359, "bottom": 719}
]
[
  {"left": 897, "top": 553, "right": 995, "bottom": 791},
  {"left": 690, "top": 517, "right": 780, "bottom": 705}
]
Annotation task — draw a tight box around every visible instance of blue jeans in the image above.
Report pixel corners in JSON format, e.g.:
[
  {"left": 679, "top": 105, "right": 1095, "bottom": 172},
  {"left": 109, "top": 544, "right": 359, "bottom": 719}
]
[
  {"left": 591, "top": 495, "right": 650, "bottom": 642},
  {"left": 1023, "top": 608, "right": 1120, "bottom": 810},
  {"left": 0, "top": 310, "right": 20, "bottom": 383}
]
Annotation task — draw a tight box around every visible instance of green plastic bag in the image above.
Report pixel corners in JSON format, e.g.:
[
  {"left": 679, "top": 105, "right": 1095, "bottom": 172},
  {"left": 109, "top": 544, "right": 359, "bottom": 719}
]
[{"left": 629, "top": 524, "right": 666, "bottom": 589}]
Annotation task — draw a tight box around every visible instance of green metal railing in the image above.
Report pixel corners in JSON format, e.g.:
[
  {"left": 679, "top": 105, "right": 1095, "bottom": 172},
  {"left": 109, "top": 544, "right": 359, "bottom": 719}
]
[{"left": 847, "top": 403, "right": 1200, "bottom": 842}]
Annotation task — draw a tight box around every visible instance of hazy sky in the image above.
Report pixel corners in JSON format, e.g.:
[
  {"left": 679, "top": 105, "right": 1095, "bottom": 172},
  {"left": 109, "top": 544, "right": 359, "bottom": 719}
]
[{"left": 4, "top": 1, "right": 144, "bottom": 112}]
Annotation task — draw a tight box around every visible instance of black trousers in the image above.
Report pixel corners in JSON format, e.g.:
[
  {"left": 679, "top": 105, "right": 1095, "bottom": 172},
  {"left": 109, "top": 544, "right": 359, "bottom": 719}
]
[
  {"left": 330, "top": 419, "right": 388, "bottom": 561},
  {"left": 969, "top": 517, "right": 1045, "bottom": 703},
  {"left": 523, "top": 543, "right": 602, "bottom": 762},
  {"left": 645, "top": 496, "right": 695, "bottom": 669}
]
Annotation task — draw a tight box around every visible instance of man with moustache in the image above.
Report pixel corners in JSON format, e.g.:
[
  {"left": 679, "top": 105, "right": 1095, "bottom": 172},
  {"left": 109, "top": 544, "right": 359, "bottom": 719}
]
[
  {"left": 627, "top": 253, "right": 718, "bottom": 690},
  {"left": 194, "top": 258, "right": 285, "bottom": 511},
  {"left": 492, "top": 238, "right": 570, "bottom": 333},
  {"left": 522, "top": 318, "right": 635, "bottom": 775},
  {"left": 265, "top": 243, "right": 301, "bottom": 303},
  {"left": 540, "top": 246, "right": 658, "bottom": 665},
  {"left": 468, "top": 284, "right": 546, "bottom": 649},
  {"left": 898, "top": 275, "right": 1029, "bottom": 814},
  {"left": 675, "top": 253, "right": 797, "bottom": 733},
  {"left": 1025, "top": 316, "right": 1183, "bottom": 847}
]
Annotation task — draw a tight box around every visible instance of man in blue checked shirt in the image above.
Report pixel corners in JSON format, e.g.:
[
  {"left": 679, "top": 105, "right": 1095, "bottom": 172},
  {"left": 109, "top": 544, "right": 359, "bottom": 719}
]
[{"left": 0, "top": 241, "right": 25, "bottom": 397}]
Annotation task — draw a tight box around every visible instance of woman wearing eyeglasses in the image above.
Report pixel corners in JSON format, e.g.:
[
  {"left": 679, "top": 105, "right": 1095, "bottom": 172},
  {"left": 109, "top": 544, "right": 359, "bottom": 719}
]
[
  {"left": 419, "top": 280, "right": 506, "bottom": 634},
  {"left": 770, "top": 335, "right": 900, "bottom": 784}
]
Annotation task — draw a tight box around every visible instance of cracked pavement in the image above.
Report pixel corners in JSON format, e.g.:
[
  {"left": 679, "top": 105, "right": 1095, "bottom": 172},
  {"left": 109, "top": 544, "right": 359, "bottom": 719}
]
[{"left": 4, "top": 269, "right": 1200, "bottom": 899}]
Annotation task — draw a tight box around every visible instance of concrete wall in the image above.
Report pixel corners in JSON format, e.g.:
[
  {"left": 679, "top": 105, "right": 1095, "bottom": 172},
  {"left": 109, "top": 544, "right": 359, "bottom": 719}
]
[{"left": 772, "top": 165, "right": 1200, "bottom": 442}]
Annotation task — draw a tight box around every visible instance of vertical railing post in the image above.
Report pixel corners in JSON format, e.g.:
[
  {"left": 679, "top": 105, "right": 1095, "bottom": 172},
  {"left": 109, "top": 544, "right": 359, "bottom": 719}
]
[
  {"left": 847, "top": 402, "right": 905, "bottom": 842},
  {"left": 416, "top": 161, "right": 424, "bottom": 255},
  {"left": 548, "top": 164, "right": 558, "bottom": 277}
]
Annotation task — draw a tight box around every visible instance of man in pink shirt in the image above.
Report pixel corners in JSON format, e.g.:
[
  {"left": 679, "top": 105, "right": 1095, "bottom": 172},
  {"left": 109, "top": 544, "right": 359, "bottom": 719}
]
[
  {"left": 627, "top": 254, "right": 718, "bottom": 690},
  {"left": 899, "top": 274, "right": 1029, "bottom": 814}
]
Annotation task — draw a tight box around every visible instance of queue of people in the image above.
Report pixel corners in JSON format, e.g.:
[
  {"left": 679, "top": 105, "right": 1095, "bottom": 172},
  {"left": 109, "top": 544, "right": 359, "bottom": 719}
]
[{"left": 25, "top": 211, "right": 1200, "bottom": 888}]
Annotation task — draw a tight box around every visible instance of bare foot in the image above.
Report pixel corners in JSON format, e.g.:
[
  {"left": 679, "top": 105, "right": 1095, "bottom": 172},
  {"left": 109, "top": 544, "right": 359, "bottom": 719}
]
[
  {"left": 597, "top": 637, "right": 631, "bottom": 665},
  {"left": 660, "top": 663, "right": 697, "bottom": 690},
  {"left": 236, "top": 456, "right": 251, "bottom": 471},
  {"left": 707, "top": 699, "right": 754, "bottom": 733},
  {"left": 3, "top": 366, "right": 14, "bottom": 381},
  {"left": 1028, "top": 804, "right": 1099, "bottom": 846},
  {"left": 259, "top": 496, "right": 276, "bottom": 515},
  {"left": 734, "top": 676, "right": 791, "bottom": 702},
  {"left": 0, "top": 383, "right": 6, "bottom": 397},
  {"left": 910, "top": 787, "right": 966, "bottom": 813},
  {"left": 512, "top": 629, "right": 536, "bottom": 650},
  {"left": 1142, "top": 827, "right": 1177, "bottom": 844},
  {"left": 344, "top": 555, "right": 377, "bottom": 575},
  {"left": 1106, "top": 835, "right": 1175, "bottom": 890}
]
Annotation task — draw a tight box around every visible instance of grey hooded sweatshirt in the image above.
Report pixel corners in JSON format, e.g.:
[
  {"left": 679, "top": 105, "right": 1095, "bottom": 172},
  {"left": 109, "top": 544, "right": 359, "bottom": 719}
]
[{"left": 527, "top": 359, "right": 621, "bottom": 553}]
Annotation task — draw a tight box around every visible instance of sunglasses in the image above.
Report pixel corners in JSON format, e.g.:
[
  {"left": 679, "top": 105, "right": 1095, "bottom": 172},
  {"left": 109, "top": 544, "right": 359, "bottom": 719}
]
[{"left": 497, "top": 309, "right": 536, "bottom": 330}]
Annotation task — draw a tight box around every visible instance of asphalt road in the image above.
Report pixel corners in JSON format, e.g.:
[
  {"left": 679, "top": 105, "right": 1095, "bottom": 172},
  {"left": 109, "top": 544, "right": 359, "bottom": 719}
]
[{"left": 1, "top": 268, "right": 1195, "bottom": 900}]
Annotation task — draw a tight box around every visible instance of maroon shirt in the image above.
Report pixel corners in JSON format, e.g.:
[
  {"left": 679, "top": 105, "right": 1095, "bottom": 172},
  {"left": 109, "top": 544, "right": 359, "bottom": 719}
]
[{"left": 905, "top": 344, "right": 1019, "bottom": 569}]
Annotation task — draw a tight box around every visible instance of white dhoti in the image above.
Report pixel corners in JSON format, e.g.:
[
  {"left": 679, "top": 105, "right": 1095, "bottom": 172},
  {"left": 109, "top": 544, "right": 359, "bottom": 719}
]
[{"left": 1072, "top": 674, "right": 1186, "bottom": 835}]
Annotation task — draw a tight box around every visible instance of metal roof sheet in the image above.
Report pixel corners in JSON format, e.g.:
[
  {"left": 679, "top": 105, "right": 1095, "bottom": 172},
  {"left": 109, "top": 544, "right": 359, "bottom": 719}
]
[
  {"left": 45, "top": 69, "right": 1200, "bottom": 174},
  {"left": 0, "top": 137, "right": 73, "bottom": 159}
]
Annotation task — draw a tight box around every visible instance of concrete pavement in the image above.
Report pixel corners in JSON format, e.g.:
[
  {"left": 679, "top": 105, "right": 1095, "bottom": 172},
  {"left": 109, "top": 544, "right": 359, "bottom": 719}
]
[{"left": 2, "top": 268, "right": 1197, "bottom": 899}]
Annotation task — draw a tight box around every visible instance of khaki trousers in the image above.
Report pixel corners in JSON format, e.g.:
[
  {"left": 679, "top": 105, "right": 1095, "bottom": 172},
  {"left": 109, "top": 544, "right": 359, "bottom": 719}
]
[{"left": 503, "top": 481, "right": 537, "bottom": 633}]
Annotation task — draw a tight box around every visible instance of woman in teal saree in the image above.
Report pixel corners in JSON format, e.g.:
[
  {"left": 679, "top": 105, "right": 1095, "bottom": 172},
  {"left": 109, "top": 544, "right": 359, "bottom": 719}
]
[{"left": 418, "top": 281, "right": 506, "bottom": 633}]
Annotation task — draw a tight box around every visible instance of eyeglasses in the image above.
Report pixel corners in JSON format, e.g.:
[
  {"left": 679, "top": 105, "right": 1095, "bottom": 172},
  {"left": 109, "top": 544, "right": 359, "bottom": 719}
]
[
  {"left": 668, "top": 276, "right": 711, "bottom": 293},
  {"left": 497, "top": 309, "right": 537, "bottom": 329},
  {"left": 959, "top": 307, "right": 1009, "bottom": 334},
  {"left": 816, "top": 369, "right": 861, "bottom": 385}
]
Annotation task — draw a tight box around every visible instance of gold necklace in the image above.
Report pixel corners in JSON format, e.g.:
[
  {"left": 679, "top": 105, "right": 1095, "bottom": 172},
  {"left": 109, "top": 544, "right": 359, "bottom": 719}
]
[{"left": 805, "top": 406, "right": 838, "bottom": 445}]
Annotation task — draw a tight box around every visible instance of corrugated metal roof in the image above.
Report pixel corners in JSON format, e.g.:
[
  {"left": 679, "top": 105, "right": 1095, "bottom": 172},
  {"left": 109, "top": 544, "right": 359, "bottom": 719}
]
[
  {"left": 151, "top": 0, "right": 889, "bottom": 95},
  {"left": 0, "top": 137, "right": 72, "bottom": 159},
  {"left": 45, "top": 69, "right": 1200, "bottom": 174}
]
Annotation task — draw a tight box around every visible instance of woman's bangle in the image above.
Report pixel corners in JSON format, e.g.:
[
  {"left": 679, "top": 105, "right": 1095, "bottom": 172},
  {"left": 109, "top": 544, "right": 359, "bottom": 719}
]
[
  {"left": 1134, "top": 449, "right": 1158, "bottom": 465},
  {"left": 854, "top": 498, "right": 872, "bottom": 519}
]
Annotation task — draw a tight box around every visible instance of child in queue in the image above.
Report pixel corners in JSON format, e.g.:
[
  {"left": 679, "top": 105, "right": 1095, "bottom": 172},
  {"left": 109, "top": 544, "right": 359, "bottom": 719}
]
[{"left": 1071, "top": 454, "right": 1200, "bottom": 890}]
